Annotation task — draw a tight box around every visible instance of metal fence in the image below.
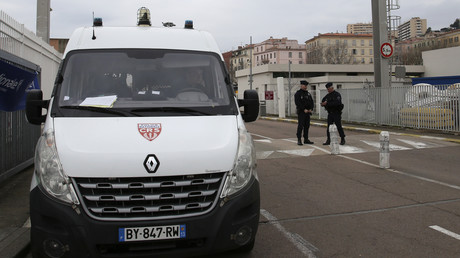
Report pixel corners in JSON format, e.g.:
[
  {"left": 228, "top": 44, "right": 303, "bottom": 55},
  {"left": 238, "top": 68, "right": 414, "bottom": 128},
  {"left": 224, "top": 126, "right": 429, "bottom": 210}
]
[
  {"left": 0, "top": 111, "right": 41, "bottom": 182},
  {"left": 319, "top": 84, "right": 460, "bottom": 133},
  {"left": 1, "top": 11, "right": 61, "bottom": 183}
]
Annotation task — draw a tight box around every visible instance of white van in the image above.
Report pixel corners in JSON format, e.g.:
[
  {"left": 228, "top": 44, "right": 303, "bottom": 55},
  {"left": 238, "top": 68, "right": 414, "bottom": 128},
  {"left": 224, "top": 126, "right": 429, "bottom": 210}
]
[{"left": 26, "top": 11, "right": 259, "bottom": 258}]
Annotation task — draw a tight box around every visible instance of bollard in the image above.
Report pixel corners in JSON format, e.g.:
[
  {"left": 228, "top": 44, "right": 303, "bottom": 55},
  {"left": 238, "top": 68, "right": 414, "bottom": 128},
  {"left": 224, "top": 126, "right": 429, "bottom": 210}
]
[
  {"left": 379, "top": 131, "right": 390, "bottom": 168},
  {"left": 329, "top": 124, "right": 340, "bottom": 155}
]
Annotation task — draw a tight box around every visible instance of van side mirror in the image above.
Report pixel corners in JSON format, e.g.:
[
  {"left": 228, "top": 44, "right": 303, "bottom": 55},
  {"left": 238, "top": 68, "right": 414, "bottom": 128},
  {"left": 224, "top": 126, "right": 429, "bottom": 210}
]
[
  {"left": 26, "top": 89, "right": 49, "bottom": 125},
  {"left": 238, "top": 90, "right": 259, "bottom": 122}
]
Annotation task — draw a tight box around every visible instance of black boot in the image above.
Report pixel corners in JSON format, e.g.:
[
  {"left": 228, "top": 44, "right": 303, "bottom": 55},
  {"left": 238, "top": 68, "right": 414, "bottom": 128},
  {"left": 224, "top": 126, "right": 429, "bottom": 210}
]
[
  {"left": 304, "top": 139, "right": 314, "bottom": 144},
  {"left": 322, "top": 139, "right": 330, "bottom": 145},
  {"left": 297, "top": 139, "right": 303, "bottom": 146},
  {"left": 340, "top": 138, "right": 346, "bottom": 145}
]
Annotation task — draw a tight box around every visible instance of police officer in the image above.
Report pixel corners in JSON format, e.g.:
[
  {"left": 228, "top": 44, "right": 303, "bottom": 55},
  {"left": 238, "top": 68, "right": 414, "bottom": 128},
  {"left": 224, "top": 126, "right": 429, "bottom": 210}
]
[
  {"left": 321, "top": 82, "right": 345, "bottom": 145},
  {"left": 294, "top": 80, "right": 314, "bottom": 145}
]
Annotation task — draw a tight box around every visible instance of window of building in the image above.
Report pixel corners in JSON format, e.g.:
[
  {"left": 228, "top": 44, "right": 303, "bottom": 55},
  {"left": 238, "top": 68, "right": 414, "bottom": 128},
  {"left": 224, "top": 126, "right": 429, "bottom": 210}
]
[
  {"left": 361, "top": 40, "right": 365, "bottom": 46},
  {"left": 455, "top": 37, "right": 459, "bottom": 42},
  {"left": 369, "top": 40, "right": 373, "bottom": 46},
  {"left": 327, "top": 40, "right": 331, "bottom": 45},
  {"left": 299, "top": 52, "right": 302, "bottom": 58},
  {"left": 289, "top": 52, "right": 292, "bottom": 58},
  {"left": 352, "top": 49, "right": 357, "bottom": 55},
  {"left": 369, "top": 49, "right": 373, "bottom": 55},
  {"left": 352, "top": 40, "right": 357, "bottom": 46},
  {"left": 361, "top": 49, "right": 365, "bottom": 55},
  {"left": 344, "top": 39, "right": 348, "bottom": 46}
]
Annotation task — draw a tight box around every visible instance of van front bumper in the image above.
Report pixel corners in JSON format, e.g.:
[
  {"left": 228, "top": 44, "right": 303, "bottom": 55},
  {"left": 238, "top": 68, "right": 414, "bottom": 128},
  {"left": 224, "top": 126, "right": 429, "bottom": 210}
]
[{"left": 30, "top": 178, "right": 260, "bottom": 258}]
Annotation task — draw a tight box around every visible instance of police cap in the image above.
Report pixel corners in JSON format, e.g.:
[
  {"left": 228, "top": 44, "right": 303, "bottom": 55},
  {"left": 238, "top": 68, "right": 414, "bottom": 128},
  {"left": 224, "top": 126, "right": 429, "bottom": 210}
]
[
  {"left": 325, "top": 82, "right": 333, "bottom": 88},
  {"left": 300, "top": 80, "right": 309, "bottom": 86}
]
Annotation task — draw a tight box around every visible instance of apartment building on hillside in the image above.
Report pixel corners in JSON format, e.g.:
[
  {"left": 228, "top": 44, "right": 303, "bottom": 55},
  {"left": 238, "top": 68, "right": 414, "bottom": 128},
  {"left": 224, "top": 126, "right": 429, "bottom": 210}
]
[
  {"left": 347, "top": 23, "right": 373, "bottom": 35},
  {"left": 305, "top": 33, "right": 374, "bottom": 64},
  {"left": 398, "top": 17, "right": 427, "bottom": 42},
  {"left": 253, "top": 37, "right": 306, "bottom": 66},
  {"left": 396, "top": 29, "right": 460, "bottom": 65}
]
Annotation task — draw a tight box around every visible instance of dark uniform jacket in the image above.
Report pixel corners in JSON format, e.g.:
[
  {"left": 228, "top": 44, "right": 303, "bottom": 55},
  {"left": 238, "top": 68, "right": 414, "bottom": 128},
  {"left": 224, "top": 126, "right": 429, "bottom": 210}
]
[
  {"left": 294, "top": 89, "right": 314, "bottom": 114},
  {"left": 322, "top": 90, "right": 344, "bottom": 113}
]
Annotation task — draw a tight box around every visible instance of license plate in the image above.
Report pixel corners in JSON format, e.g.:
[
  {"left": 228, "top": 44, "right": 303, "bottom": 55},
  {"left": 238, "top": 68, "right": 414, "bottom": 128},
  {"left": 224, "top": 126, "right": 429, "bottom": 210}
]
[{"left": 118, "top": 224, "right": 186, "bottom": 242}]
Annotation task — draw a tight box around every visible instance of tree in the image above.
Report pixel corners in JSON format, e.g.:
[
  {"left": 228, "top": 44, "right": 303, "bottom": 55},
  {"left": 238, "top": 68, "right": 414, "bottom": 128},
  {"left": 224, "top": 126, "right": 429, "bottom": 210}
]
[
  {"left": 450, "top": 18, "right": 460, "bottom": 30},
  {"left": 425, "top": 27, "right": 432, "bottom": 35},
  {"left": 307, "top": 42, "right": 355, "bottom": 64}
]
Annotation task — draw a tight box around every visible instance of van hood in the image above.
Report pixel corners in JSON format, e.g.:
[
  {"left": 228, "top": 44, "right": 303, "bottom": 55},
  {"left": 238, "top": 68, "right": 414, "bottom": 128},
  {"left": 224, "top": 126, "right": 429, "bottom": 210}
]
[{"left": 53, "top": 116, "right": 238, "bottom": 178}]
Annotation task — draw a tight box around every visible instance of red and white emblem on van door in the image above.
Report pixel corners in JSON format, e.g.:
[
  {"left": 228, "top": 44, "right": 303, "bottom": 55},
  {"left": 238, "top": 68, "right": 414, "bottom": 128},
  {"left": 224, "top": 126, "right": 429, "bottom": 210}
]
[{"left": 138, "top": 123, "right": 162, "bottom": 141}]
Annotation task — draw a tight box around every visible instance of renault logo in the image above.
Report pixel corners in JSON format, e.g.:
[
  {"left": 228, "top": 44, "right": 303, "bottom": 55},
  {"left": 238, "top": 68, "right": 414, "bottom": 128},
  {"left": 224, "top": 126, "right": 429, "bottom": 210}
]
[{"left": 144, "top": 154, "right": 160, "bottom": 173}]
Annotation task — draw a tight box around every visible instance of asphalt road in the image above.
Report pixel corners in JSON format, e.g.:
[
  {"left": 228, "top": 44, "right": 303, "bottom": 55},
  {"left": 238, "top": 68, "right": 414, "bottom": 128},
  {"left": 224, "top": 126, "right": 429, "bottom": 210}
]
[
  {"left": 11, "top": 118, "right": 460, "bottom": 258},
  {"left": 228, "top": 119, "right": 460, "bottom": 258}
]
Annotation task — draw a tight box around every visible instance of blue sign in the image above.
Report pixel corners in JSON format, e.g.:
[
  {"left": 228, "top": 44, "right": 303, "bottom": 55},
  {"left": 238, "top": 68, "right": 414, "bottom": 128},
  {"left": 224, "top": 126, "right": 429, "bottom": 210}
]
[{"left": 0, "top": 59, "right": 39, "bottom": 111}]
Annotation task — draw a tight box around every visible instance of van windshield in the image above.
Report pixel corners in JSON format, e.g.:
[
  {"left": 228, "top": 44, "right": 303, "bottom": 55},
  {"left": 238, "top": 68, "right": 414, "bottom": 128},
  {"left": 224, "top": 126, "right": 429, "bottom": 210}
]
[{"left": 56, "top": 49, "right": 235, "bottom": 116}]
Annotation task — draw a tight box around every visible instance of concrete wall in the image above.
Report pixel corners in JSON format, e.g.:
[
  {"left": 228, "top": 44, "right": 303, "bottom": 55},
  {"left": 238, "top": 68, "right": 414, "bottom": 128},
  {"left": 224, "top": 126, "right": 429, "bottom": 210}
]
[{"left": 422, "top": 46, "right": 460, "bottom": 77}]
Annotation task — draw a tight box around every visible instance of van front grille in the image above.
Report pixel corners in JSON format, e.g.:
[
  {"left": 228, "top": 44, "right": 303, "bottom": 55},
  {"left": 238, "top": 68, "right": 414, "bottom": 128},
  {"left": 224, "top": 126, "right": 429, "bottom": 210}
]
[{"left": 72, "top": 172, "right": 226, "bottom": 221}]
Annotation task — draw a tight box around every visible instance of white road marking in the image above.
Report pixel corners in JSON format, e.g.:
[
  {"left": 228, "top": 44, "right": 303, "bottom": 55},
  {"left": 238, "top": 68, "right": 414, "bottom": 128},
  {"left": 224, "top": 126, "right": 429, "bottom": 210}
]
[
  {"left": 254, "top": 139, "right": 273, "bottom": 143},
  {"left": 361, "top": 140, "right": 411, "bottom": 151},
  {"left": 396, "top": 139, "right": 429, "bottom": 149},
  {"left": 257, "top": 151, "right": 274, "bottom": 159},
  {"left": 338, "top": 155, "right": 460, "bottom": 191},
  {"left": 338, "top": 145, "right": 366, "bottom": 154},
  {"left": 278, "top": 149, "right": 315, "bottom": 157},
  {"left": 23, "top": 218, "right": 31, "bottom": 228},
  {"left": 251, "top": 133, "right": 273, "bottom": 140},
  {"left": 260, "top": 209, "right": 318, "bottom": 258},
  {"left": 429, "top": 225, "right": 460, "bottom": 241}
]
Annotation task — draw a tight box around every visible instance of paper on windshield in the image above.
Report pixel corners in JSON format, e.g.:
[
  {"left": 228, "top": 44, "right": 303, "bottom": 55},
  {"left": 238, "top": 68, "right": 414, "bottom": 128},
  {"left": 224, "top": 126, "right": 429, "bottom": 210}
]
[{"left": 80, "top": 95, "right": 118, "bottom": 108}]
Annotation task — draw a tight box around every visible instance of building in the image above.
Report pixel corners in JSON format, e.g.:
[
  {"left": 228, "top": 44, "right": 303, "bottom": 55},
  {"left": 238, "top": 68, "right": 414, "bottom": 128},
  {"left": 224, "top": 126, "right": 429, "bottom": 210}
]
[
  {"left": 234, "top": 63, "right": 424, "bottom": 116},
  {"left": 395, "top": 29, "right": 460, "bottom": 65},
  {"left": 253, "top": 37, "right": 306, "bottom": 66},
  {"left": 398, "top": 17, "right": 427, "bottom": 42},
  {"left": 49, "top": 38, "right": 69, "bottom": 53},
  {"left": 347, "top": 23, "right": 373, "bottom": 35},
  {"left": 305, "top": 33, "right": 374, "bottom": 64}
]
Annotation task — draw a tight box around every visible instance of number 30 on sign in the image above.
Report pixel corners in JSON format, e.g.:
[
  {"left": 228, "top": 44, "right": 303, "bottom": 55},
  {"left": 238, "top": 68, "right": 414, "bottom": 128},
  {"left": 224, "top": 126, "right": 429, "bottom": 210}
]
[{"left": 380, "top": 43, "right": 393, "bottom": 58}]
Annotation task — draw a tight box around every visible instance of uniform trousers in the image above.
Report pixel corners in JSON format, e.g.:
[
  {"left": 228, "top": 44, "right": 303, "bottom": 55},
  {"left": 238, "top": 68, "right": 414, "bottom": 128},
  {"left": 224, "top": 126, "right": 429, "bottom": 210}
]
[
  {"left": 297, "top": 112, "right": 311, "bottom": 140},
  {"left": 326, "top": 112, "right": 345, "bottom": 140}
]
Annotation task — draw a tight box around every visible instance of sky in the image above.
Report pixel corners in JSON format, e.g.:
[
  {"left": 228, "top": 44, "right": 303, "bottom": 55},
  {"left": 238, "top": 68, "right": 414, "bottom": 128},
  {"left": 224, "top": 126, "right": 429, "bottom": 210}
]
[{"left": 1, "top": 0, "right": 459, "bottom": 52}]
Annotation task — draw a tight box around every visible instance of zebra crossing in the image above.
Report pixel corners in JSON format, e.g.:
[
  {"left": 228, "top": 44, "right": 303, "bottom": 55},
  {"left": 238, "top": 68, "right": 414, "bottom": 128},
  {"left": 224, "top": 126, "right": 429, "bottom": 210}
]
[{"left": 252, "top": 133, "right": 453, "bottom": 160}]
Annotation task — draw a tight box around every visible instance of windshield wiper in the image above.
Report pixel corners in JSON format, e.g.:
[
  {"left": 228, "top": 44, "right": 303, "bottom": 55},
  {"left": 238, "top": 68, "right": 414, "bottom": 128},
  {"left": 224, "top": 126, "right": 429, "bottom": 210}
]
[
  {"left": 131, "top": 107, "right": 211, "bottom": 116},
  {"left": 60, "top": 106, "right": 140, "bottom": 117}
]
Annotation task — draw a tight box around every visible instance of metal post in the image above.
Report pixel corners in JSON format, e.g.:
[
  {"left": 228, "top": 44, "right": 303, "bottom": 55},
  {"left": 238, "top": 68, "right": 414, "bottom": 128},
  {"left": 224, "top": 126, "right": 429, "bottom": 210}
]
[
  {"left": 249, "top": 36, "right": 253, "bottom": 90},
  {"left": 288, "top": 60, "right": 291, "bottom": 116}
]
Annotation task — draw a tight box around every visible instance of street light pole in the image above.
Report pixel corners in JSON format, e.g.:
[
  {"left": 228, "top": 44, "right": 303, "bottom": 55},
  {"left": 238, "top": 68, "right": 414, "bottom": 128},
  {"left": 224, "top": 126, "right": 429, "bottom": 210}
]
[
  {"left": 288, "top": 60, "right": 292, "bottom": 116},
  {"left": 249, "top": 36, "right": 253, "bottom": 90}
]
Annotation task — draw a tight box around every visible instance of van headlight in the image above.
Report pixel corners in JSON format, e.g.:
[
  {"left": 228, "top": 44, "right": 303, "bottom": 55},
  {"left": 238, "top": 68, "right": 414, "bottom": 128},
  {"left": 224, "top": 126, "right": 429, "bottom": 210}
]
[
  {"left": 221, "top": 129, "right": 257, "bottom": 198},
  {"left": 35, "top": 129, "right": 79, "bottom": 205}
]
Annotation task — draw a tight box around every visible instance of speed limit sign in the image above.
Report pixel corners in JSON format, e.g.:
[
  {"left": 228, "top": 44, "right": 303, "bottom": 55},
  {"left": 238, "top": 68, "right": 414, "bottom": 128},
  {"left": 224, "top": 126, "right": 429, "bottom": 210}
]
[{"left": 380, "top": 43, "right": 393, "bottom": 58}]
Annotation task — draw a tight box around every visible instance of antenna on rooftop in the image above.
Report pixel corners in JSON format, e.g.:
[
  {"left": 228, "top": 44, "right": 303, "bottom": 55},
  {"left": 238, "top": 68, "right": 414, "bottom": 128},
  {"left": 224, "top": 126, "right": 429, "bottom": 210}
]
[{"left": 92, "top": 12, "right": 96, "bottom": 40}]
